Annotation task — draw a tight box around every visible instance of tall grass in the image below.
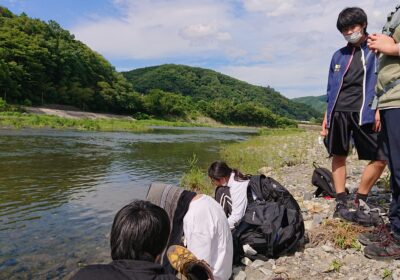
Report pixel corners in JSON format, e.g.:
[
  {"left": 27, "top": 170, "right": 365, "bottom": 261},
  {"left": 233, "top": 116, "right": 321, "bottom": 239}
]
[
  {"left": 180, "top": 154, "right": 214, "bottom": 195},
  {"left": 220, "top": 128, "right": 316, "bottom": 174},
  {"left": 179, "top": 128, "right": 317, "bottom": 195}
]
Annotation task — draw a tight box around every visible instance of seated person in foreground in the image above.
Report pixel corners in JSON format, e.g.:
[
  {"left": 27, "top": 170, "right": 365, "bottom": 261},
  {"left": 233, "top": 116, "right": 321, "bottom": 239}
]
[
  {"left": 146, "top": 183, "right": 233, "bottom": 280},
  {"left": 71, "top": 200, "right": 178, "bottom": 280}
]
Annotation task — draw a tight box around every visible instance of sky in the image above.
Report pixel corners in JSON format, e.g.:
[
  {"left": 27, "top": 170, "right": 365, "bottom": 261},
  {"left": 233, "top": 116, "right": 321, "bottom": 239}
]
[{"left": 0, "top": 0, "right": 395, "bottom": 98}]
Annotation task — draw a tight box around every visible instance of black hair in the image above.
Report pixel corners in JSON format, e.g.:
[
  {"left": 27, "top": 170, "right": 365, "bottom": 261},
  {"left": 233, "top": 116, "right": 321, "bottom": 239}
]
[
  {"left": 208, "top": 161, "right": 250, "bottom": 182},
  {"left": 337, "top": 7, "right": 368, "bottom": 33},
  {"left": 110, "top": 200, "right": 170, "bottom": 262}
]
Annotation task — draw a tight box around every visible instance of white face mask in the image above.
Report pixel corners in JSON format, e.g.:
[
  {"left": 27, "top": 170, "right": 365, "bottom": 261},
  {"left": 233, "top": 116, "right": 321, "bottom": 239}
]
[{"left": 344, "top": 30, "right": 363, "bottom": 44}]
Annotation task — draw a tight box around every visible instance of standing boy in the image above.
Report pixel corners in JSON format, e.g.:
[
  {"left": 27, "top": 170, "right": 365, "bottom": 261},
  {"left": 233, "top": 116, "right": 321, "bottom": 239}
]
[{"left": 321, "top": 7, "right": 386, "bottom": 225}]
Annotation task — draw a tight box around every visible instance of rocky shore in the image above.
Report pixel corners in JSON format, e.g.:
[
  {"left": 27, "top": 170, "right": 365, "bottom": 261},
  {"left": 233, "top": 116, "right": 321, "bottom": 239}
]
[{"left": 233, "top": 137, "right": 396, "bottom": 280}]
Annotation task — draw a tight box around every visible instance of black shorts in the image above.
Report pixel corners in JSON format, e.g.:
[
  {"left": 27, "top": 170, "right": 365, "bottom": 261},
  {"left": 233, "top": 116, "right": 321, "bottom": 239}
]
[{"left": 327, "top": 111, "right": 386, "bottom": 161}]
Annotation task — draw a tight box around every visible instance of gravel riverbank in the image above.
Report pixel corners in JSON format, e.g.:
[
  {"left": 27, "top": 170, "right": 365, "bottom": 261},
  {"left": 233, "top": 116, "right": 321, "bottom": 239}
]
[{"left": 234, "top": 135, "right": 396, "bottom": 280}]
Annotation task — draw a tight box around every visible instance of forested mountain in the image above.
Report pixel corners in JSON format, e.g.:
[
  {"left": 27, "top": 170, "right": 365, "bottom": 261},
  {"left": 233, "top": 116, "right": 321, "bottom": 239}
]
[
  {"left": 292, "top": 95, "right": 326, "bottom": 114},
  {"left": 122, "top": 64, "right": 322, "bottom": 121},
  {"left": 0, "top": 6, "right": 320, "bottom": 127},
  {"left": 0, "top": 6, "right": 140, "bottom": 114}
]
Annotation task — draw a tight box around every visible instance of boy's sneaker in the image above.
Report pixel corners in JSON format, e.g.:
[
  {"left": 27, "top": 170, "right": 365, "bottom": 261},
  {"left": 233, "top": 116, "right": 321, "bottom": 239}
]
[
  {"left": 333, "top": 202, "right": 354, "bottom": 222},
  {"left": 358, "top": 223, "right": 391, "bottom": 246},
  {"left": 364, "top": 235, "right": 400, "bottom": 260},
  {"left": 351, "top": 206, "right": 382, "bottom": 227},
  {"left": 333, "top": 200, "right": 382, "bottom": 227}
]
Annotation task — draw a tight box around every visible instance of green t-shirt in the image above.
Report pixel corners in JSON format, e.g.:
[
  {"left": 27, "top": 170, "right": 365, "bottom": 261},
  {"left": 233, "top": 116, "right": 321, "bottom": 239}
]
[{"left": 377, "top": 26, "right": 400, "bottom": 109}]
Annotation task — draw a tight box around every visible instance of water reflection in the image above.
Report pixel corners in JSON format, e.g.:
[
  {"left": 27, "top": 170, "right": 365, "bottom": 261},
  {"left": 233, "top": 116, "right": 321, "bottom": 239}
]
[{"left": 0, "top": 127, "right": 254, "bottom": 279}]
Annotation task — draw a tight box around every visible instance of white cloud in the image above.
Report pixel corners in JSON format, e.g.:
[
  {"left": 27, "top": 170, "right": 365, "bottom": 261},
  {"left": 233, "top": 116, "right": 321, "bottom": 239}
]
[
  {"left": 243, "top": 0, "right": 296, "bottom": 16},
  {"left": 71, "top": 0, "right": 395, "bottom": 98}
]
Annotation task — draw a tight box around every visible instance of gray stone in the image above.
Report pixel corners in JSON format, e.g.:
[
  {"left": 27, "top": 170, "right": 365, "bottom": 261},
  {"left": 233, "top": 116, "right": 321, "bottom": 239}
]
[
  {"left": 233, "top": 270, "right": 246, "bottom": 280},
  {"left": 241, "top": 257, "right": 252, "bottom": 266},
  {"left": 259, "top": 268, "right": 273, "bottom": 278},
  {"left": 321, "top": 245, "right": 334, "bottom": 253},
  {"left": 303, "top": 192, "right": 314, "bottom": 201},
  {"left": 250, "top": 260, "right": 265, "bottom": 269},
  {"left": 312, "top": 214, "right": 324, "bottom": 227}
]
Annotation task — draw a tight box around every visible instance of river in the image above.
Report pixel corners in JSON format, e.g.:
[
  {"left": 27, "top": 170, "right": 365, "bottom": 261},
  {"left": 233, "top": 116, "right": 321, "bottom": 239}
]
[{"left": 0, "top": 127, "right": 255, "bottom": 279}]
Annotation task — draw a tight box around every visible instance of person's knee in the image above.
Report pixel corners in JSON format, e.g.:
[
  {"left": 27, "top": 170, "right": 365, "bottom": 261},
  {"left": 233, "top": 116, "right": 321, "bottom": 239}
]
[{"left": 332, "top": 155, "right": 347, "bottom": 165}]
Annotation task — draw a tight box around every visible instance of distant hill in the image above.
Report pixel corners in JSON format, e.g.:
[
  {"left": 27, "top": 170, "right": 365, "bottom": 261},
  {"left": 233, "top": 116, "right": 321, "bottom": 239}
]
[
  {"left": 122, "top": 64, "right": 322, "bottom": 121},
  {"left": 292, "top": 95, "right": 326, "bottom": 114},
  {"left": 0, "top": 6, "right": 319, "bottom": 127},
  {"left": 0, "top": 6, "right": 138, "bottom": 114}
]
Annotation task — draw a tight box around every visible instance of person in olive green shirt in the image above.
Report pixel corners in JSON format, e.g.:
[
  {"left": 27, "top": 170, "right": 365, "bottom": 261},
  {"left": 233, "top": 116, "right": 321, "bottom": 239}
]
[{"left": 360, "top": 6, "right": 400, "bottom": 259}]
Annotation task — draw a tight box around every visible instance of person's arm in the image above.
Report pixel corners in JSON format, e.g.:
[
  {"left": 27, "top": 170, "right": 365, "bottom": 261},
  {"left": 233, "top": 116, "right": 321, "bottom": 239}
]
[
  {"left": 321, "top": 55, "right": 335, "bottom": 137},
  {"left": 227, "top": 181, "right": 249, "bottom": 229},
  {"left": 320, "top": 111, "right": 328, "bottom": 137},
  {"left": 368, "top": 33, "right": 399, "bottom": 56}
]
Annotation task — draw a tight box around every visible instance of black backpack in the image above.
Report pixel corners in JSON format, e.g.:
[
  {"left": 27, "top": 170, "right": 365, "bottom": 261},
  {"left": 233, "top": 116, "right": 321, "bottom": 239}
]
[
  {"left": 235, "top": 175, "right": 305, "bottom": 260},
  {"left": 311, "top": 162, "right": 336, "bottom": 197}
]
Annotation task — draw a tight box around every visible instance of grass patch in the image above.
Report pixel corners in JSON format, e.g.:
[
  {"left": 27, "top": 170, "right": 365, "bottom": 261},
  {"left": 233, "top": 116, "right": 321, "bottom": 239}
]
[
  {"left": 382, "top": 268, "right": 392, "bottom": 279},
  {"left": 220, "top": 128, "right": 314, "bottom": 174},
  {"left": 329, "top": 259, "right": 342, "bottom": 272},
  {"left": 308, "top": 220, "right": 368, "bottom": 250},
  {"left": 180, "top": 154, "right": 213, "bottom": 195}
]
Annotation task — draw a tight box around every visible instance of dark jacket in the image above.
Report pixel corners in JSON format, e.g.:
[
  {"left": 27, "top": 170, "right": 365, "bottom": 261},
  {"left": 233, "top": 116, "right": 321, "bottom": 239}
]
[
  {"left": 326, "top": 39, "right": 377, "bottom": 127},
  {"left": 71, "top": 259, "right": 178, "bottom": 280}
]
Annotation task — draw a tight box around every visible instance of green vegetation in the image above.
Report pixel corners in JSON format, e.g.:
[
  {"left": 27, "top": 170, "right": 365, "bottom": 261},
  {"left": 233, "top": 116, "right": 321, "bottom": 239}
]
[
  {"left": 292, "top": 95, "right": 326, "bottom": 114},
  {"left": 0, "top": 112, "right": 150, "bottom": 132},
  {"left": 180, "top": 154, "right": 213, "bottom": 195},
  {"left": 309, "top": 220, "right": 367, "bottom": 250},
  {"left": 180, "top": 129, "right": 311, "bottom": 192},
  {"left": 0, "top": 6, "right": 321, "bottom": 128},
  {"left": 382, "top": 268, "right": 392, "bottom": 279},
  {"left": 329, "top": 259, "right": 342, "bottom": 273},
  {"left": 123, "top": 64, "right": 322, "bottom": 122},
  {"left": 219, "top": 128, "right": 312, "bottom": 174},
  {"left": 0, "top": 7, "right": 140, "bottom": 114}
]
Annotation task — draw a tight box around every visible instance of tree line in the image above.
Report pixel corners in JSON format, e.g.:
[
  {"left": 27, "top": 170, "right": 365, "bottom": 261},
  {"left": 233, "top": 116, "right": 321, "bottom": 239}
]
[{"left": 0, "top": 6, "right": 319, "bottom": 127}]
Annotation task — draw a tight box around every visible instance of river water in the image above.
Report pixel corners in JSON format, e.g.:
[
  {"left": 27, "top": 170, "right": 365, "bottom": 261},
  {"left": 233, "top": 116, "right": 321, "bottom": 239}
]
[{"left": 0, "top": 127, "right": 255, "bottom": 279}]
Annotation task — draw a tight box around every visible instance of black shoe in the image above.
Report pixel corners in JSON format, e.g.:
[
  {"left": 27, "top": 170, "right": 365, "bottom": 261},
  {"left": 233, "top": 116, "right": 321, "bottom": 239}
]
[
  {"left": 364, "top": 235, "right": 400, "bottom": 260},
  {"left": 351, "top": 206, "right": 382, "bottom": 227},
  {"left": 333, "top": 202, "right": 354, "bottom": 222},
  {"left": 358, "top": 223, "right": 391, "bottom": 246}
]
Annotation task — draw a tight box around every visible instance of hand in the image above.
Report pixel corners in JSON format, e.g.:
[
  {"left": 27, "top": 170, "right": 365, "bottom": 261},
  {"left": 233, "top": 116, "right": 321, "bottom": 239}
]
[
  {"left": 320, "top": 116, "right": 328, "bottom": 137},
  {"left": 373, "top": 109, "right": 381, "bottom": 132},
  {"left": 367, "top": 33, "right": 398, "bottom": 55}
]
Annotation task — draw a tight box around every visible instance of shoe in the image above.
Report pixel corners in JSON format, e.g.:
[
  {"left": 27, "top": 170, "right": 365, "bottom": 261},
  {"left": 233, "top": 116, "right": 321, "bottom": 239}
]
[
  {"left": 358, "top": 223, "right": 391, "bottom": 246},
  {"left": 333, "top": 202, "right": 354, "bottom": 221},
  {"left": 333, "top": 201, "right": 382, "bottom": 227},
  {"left": 351, "top": 206, "right": 382, "bottom": 227},
  {"left": 166, "top": 245, "right": 214, "bottom": 280},
  {"left": 357, "top": 199, "right": 387, "bottom": 217},
  {"left": 364, "top": 235, "right": 400, "bottom": 260}
]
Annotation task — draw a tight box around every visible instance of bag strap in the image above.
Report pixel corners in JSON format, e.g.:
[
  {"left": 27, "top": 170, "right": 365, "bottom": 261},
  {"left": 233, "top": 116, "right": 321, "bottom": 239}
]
[{"left": 312, "top": 161, "right": 320, "bottom": 169}]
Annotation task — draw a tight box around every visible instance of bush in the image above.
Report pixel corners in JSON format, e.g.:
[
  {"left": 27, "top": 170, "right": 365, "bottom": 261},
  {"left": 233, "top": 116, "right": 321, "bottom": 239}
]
[
  {"left": 0, "top": 97, "right": 8, "bottom": 111},
  {"left": 180, "top": 154, "right": 213, "bottom": 195}
]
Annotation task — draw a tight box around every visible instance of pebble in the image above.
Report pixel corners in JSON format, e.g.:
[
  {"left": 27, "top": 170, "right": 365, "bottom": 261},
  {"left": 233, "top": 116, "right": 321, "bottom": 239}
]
[{"left": 233, "top": 270, "right": 246, "bottom": 280}]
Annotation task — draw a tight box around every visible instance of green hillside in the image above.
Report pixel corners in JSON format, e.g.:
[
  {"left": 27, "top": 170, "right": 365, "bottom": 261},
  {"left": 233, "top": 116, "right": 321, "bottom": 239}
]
[
  {"left": 0, "top": 6, "right": 141, "bottom": 114},
  {"left": 0, "top": 6, "right": 319, "bottom": 127},
  {"left": 292, "top": 95, "right": 326, "bottom": 114},
  {"left": 122, "top": 64, "right": 322, "bottom": 121}
]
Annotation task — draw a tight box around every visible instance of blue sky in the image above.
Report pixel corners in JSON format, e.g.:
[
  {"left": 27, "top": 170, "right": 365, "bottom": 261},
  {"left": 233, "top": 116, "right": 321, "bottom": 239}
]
[{"left": 0, "top": 0, "right": 395, "bottom": 98}]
